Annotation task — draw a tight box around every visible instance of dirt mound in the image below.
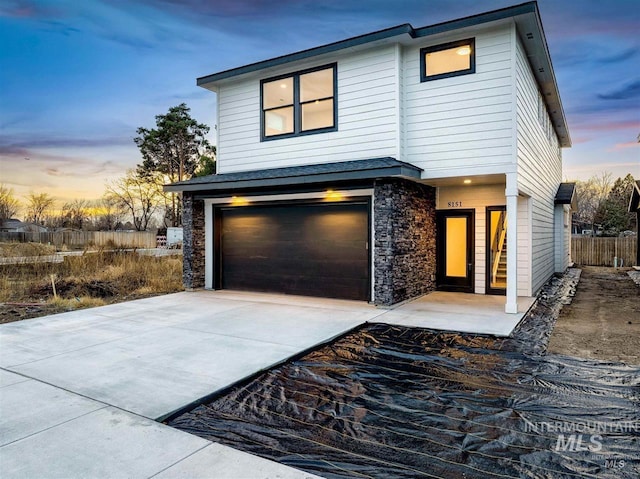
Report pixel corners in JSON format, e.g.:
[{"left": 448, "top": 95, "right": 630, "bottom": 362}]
[{"left": 29, "top": 278, "right": 117, "bottom": 299}]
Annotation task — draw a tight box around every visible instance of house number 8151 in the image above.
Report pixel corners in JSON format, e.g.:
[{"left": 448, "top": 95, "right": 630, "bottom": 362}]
[{"left": 448, "top": 201, "right": 463, "bottom": 207}]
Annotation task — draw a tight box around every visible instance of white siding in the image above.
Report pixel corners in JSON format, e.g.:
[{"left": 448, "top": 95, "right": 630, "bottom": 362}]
[
  {"left": 515, "top": 36, "right": 562, "bottom": 293},
  {"left": 554, "top": 204, "right": 571, "bottom": 272},
  {"left": 216, "top": 46, "right": 399, "bottom": 173},
  {"left": 404, "top": 25, "right": 516, "bottom": 178},
  {"left": 517, "top": 196, "right": 532, "bottom": 296}
]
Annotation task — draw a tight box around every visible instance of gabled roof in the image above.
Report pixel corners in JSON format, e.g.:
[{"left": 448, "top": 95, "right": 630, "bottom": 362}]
[
  {"left": 555, "top": 182, "right": 577, "bottom": 209},
  {"left": 629, "top": 180, "right": 640, "bottom": 212},
  {"left": 0, "top": 219, "right": 47, "bottom": 232},
  {"left": 197, "top": 1, "right": 570, "bottom": 147},
  {"left": 165, "top": 158, "right": 422, "bottom": 193}
]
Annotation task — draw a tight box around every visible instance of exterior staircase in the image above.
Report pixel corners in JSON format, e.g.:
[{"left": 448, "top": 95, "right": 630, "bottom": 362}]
[
  {"left": 494, "top": 233, "right": 507, "bottom": 287},
  {"left": 491, "top": 212, "right": 507, "bottom": 289}
]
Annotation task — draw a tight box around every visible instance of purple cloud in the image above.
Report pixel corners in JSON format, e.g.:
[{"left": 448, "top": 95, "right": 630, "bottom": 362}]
[{"left": 598, "top": 80, "right": 640, "bottom": 100}]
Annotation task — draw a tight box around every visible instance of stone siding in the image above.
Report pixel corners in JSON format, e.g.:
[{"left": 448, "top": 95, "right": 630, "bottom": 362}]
[
  {"left": 374, "top": 178, "right": 437, "bottom": 306},
  {"left": 182, "top": 193, "right": 205, "bottom": 289}
]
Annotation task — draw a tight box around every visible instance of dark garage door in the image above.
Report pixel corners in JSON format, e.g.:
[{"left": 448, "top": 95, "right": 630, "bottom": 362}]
[{"left": 218, "top": 201, "right": 370, "bottom": 301}]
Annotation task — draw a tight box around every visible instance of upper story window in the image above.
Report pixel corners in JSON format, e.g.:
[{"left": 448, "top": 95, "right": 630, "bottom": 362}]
[
  {"left": 420, "top": 39, "right": 475, "bottom": 82},
  {"left": 261, "top": 64, "right": 337, "bottom": 140}
]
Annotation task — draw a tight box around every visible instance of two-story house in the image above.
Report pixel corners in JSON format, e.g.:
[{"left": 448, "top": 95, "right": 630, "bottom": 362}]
[{"left": 167, "top": 1, "right": 575, "bottom": 314}]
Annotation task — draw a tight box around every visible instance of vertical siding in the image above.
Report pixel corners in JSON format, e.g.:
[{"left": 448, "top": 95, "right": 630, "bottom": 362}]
[
  {"left": 216, "top": 46, "right": 399, "bottom": 173},
  {"left": 403, "top": 25, "right": 515, "bottom": 177},
  {"left": 515, "top": 36, "right": 562, "bottom": 293}
]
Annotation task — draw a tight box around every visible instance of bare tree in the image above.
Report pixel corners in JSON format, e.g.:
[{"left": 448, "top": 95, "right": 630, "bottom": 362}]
[
  {"left": 105, "top": 169, "right": 164, "bottom": 231},
  {"left": 82, "top": 196, "right": 127, "bottom": 231},
  {"left": 0, "top": 184, "right": 20, "bottom": 220},
  {"left": 574, "top": 172, "right": 613, "bottom": 233},
  {"left": 97, "top": 195, "right": 126, "bottom": 231},
  {"left": 24, "top": 192, "right": 55, "bottom": 225},
  {"left": 60, "top": 199, "right": 89, "bottom": 229}
]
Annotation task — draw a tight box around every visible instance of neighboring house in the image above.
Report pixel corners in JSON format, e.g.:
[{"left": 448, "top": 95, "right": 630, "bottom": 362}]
[
  {"left": 629, "top": 180, "right": 640, "bottom": 266},
  {"left": 0, "top": 219, "right": 48, "bottom": 233},
  {"left": 167, "top": 2, "right": 574, "bottom": 313}
]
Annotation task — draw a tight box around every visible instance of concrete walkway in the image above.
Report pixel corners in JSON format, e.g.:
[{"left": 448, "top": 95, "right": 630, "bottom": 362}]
[
  {"left": 0, "top": 290, "right": 534, "bottom": 478},
  {"left": 373, "top": 291, "right": 535, "bottom": 336}
]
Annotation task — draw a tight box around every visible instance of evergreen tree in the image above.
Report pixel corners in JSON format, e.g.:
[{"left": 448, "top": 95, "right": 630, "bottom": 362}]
[{"left": 134, "top": 104, "right": 213, "bottom": 226}]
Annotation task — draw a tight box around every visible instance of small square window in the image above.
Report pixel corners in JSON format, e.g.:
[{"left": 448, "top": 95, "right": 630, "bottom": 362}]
[{"left": 420, "top": 39, "right": 475, "bottom": 82}]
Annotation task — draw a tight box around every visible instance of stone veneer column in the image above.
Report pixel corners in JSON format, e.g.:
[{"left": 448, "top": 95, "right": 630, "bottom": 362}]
[
  {"left": 373, "top": 178, "right": 437, "bottom": 306},
  {"left": 182, "top": 192, "right": 205, "bottom": 290}
]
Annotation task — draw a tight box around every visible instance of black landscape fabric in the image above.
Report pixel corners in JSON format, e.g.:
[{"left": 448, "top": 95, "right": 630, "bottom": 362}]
[{"left": 168, "top": 273, "right": 639, "bottom": 479}]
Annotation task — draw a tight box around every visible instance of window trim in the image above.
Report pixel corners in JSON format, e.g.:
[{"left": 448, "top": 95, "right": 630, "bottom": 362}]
[
  {"left": 420, "top": 38, "right": 476, "bottom": 82},
  {"left": 260, "top": 63, "right": 338, "bottom": 141}
]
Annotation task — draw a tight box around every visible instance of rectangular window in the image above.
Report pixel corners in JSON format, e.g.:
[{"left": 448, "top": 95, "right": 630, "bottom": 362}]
[
  {"left": 261, "top": 64, "right": 337, "bottom": 140},
  {"left": 420, "top": 39, "right": 475, "bottom": 82}
]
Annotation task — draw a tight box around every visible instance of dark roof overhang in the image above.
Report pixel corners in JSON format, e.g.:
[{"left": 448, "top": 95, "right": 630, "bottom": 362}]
[
  {"left": 555, "top": 182, "right": 577, "bottom": 209},
  {"left": 629, "top": 180, "right": 640, "bottom": 212},
  {"left": 164, "top": 157, "right": 422, "bottom": 193},
  {"left": 197, "top": 2, "right": 570, "bottom": 147}
]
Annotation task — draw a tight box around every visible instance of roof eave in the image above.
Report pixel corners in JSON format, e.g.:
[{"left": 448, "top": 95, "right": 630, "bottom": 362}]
[
  {"left": 196, "top": 2, "right": 570, "bottom": 146},
  {"left": 554, "top": 183, "right": 577, "bottom": 209},
  {"left": 197, "top": 2, "right": 541, "bottom": 89},
  {"left": 629, "top": 181, "right": 640, "bottom": 212},
  {"left": 164, "top": 165, "right": 422, "bottom": 193},
  {"left": 196, "top": 23, "right": 415, "bottom": 88}
]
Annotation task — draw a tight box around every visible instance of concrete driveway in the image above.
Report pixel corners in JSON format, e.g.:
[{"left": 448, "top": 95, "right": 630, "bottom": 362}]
[
  {"left": 0, "top": 289, "right": 532, "bottom": 478},
  {"left": 1, "top": 291, "right": 381, "bottom": 479}
]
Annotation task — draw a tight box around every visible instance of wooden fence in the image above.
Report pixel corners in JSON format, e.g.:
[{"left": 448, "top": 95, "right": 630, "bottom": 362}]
[
  {"left": 572, "top": 236, "right": 637, "bottom": 267},
  {"left": 0, "top": 231, "right": 157, "bottom": 250}
]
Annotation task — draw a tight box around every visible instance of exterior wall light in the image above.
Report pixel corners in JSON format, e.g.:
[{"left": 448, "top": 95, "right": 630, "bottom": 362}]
[
  {"left": 230, "top": 196, "right": 250, "bottom": 206},
  {"left": 325, "top": 190, "right": 345, "bottom": 202}
]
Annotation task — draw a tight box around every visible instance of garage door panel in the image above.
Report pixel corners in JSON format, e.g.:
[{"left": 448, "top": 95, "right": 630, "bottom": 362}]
[{"left": 219, "top": 202, "right": 369, "bottom": 301}]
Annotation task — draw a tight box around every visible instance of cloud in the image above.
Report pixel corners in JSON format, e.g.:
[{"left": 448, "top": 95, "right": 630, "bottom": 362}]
[
  {"left": 555, "top": 43, "right": 638, "bottom": 68},
  {"left": 598, "top": 80, "right": 640, "bottom": 100},
  {"left": 41, "top": 20, "right": 81, "bottom": 36},
  {"left": 610, "top": 141, "right": 640, "bottom": 151},
  {"left": 597, "top": 48, "right": 639, "bottom": 64},
  {"left": 0, "top": 134, "right": 133, "bottom": 150},
  {"left": 0, "top": 0, "right": 57, "bottom": 18},
  {"left": 567, "top": 101, "right": 638, "bottom": 115},
  {"left": 570, "top": 119, "right": 640, "bottom": 132}
]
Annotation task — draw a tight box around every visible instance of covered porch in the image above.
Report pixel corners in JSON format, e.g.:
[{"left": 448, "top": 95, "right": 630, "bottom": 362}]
[
  {"left": 374, "top": 291, "right": 536, "bottom": 336},
  {"left": 428, "top": 173, "right": 528, "bottom": 315}
]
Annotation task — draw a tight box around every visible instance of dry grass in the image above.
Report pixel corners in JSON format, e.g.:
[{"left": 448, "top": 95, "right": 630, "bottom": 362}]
[
  {"left": 0, "top": 249, "right": 183, "bottom": 322},
  {"left": 0, "top": 242, "right": 56, "bottom": 257},
  {"left": 48, "top": 296, "right": 107, "bottom": 311}
]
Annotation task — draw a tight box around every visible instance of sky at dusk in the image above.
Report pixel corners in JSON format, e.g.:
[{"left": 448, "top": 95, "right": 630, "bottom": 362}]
[{"left": 1, "top": 0, "right": 639, "bottom": 207}]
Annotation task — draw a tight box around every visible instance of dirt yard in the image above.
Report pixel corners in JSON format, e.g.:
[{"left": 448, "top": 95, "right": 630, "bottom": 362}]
[{"left": 548, "top": 266, "right": 640, "bottom": 364}]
